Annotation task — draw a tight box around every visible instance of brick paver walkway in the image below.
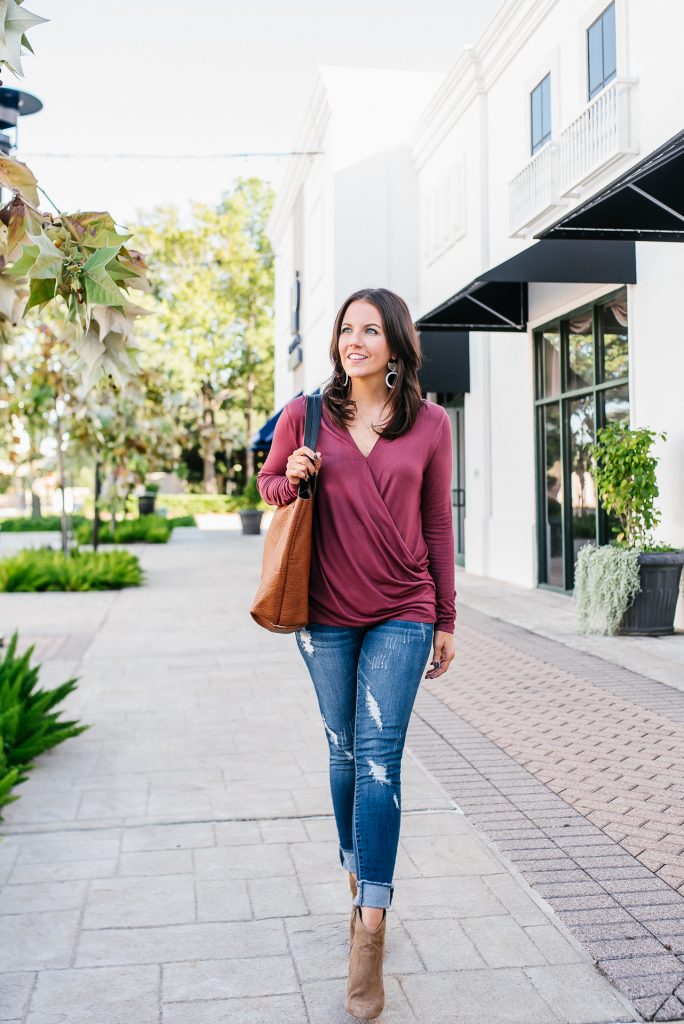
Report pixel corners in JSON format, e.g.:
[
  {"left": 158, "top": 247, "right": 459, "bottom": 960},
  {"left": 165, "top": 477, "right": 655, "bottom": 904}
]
[{"left": 407, "top": 604, "right": 684, "bottom": 1021}]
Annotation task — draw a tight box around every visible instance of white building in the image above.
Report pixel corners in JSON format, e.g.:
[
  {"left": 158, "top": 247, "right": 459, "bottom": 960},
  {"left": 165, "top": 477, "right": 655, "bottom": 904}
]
[{"left": 262, "top": 0, "right": 684, "bottom": 620}]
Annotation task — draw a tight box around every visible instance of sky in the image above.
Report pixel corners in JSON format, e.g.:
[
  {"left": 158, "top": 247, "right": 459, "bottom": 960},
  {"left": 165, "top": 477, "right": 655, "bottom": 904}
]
[{"left": 11, "top": 0, "right": 503, "bottom": 226}]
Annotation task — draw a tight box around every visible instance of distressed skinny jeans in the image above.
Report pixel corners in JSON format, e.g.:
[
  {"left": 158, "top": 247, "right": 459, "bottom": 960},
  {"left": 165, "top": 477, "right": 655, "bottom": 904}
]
[{"left": 295, "top": 618, "right": 434, "bottom": 909}]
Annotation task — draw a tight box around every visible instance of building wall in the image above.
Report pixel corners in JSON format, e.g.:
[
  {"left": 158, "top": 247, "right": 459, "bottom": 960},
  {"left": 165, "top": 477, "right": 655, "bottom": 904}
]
[
  {"left": 413, "top": 0, "right": 684, "bottom": 595},
  {"left": 268, "top": 67, "right": 445, "bottom": 406}
]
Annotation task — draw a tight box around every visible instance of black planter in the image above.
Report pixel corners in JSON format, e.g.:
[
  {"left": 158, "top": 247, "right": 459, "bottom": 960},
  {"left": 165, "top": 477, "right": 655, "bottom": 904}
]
[
  {"left": 138, "top": 493, "right": 157, "bottom": 516},
  {"left": 618, "top": 550, "right": 684, "bottom": 636},
  {"left": 239, "top": 508, "right": 263, "bottom": 535}
]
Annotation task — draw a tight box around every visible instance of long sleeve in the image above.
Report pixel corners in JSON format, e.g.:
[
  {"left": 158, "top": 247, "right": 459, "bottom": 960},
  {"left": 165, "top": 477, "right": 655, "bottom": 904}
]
[
  {"left": 421, "top": 410, "right": 457, "bottom": 633},
  {"left": 256, "top": 404, "right": 301, "bottom": 507}
]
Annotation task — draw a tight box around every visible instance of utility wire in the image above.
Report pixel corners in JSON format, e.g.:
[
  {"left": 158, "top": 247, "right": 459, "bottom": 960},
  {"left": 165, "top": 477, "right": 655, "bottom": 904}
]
[{"left": 21, "top": 150, "right": 324, "bottom": 160}]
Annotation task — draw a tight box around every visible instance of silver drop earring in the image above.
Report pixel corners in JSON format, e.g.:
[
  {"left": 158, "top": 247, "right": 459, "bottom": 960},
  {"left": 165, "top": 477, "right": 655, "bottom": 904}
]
[
  {"left": 385, "top": 360, "right": 398, "bottom": 389},
  {"left": 343, "top": 370, "right": 349, "bottom": 386}
]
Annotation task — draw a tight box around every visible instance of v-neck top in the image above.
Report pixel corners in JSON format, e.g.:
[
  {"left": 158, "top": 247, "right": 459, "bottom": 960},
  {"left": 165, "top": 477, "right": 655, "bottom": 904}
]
[{"left": 256, "top": 393, "right": 456, "bottom": 634}]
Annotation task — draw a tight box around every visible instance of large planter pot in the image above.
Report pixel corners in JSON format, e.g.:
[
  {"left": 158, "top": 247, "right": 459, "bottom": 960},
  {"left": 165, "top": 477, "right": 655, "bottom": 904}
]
[
  {"left": 618, "top": 550, "right": 684, "bottom": 636},
  {"left": 239, "top": 508, "right": 263, "bottom": 535},
  {"left": 138, "top": 493, "right": 157, "bottom": 516}
]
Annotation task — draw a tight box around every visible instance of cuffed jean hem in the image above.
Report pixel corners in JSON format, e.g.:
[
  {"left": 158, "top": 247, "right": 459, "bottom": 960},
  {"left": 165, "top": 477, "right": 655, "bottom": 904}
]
[
  {"left": 339, "top": 846, "right": 356, "bottom": 872},
  {"left": 352, "top": 879, "right": 394, "bottom": 909}
]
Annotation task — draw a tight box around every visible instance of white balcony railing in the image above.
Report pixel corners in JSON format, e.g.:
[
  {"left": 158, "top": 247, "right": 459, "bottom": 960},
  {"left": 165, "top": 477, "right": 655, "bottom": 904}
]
[
  {"left": 558, "top": 78, "right": 637, "bottom": 195},
  {"left": 508, "top": 78, "right": 638, "bottom": 235},
  {"left": 509, "top": 142, "right": 559, "bottom": 238}
]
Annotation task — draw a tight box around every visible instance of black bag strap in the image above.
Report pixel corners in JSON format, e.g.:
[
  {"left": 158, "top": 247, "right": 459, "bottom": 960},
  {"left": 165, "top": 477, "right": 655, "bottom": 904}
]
[{"left": 299, "top": 392, "right": 322, "bottom": 499}]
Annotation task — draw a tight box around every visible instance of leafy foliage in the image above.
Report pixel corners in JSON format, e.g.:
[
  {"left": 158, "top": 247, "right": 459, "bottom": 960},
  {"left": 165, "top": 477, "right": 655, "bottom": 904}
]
[
  {"left": 573, "top": 543, "right": 641, "bottom": 636},
  {"left": 0, "top": 629, "right": 89, "bottom": 820},
  {"left": 133, "top": 179, "right": 275, "bottom": 491},
  {"left": 233, "top": 473, "right": 263, "bottom": 510},
  {"left": 0, "top": 547, "right": 143, "bottom": 591},
  {"left": 73, "top": 514, "right": 173, "bottom": 545},
  {"left": 157, "top": 493, "right": 259, "bottom": 515},
  {"left": 590, "top": 423, "right": 666, "bottom": 549},
  {"left": 0, "top": 514, "right": 88, "bottom": 532},
  {"left": 0, "top": 203, "right": 152, "bottom": 390}
]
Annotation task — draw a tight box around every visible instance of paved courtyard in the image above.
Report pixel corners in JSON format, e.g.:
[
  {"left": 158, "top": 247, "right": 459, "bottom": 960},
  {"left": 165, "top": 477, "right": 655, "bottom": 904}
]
[{"left": 0, "top": 523, "right": 679, "bottom": 1022}]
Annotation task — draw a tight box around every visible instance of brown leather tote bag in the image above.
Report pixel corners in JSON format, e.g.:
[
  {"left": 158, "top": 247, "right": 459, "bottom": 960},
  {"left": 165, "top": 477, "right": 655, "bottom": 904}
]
[{"left": 250, "top": 393, "right": 322, "bottom": 633}]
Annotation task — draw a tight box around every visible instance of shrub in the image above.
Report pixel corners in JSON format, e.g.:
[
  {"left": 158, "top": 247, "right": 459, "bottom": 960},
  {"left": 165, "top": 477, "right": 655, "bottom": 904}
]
[
  {"left": 0, "top": 515, "right": 88, "bottom": 533},
  {"left": 167, "top": 515, "right": 197, "bottom": 527},
  {"left": 590, "top": 423, "right": 666, "bottom": 550},
  {"left": 0, "top": 631, "right": 90, "bottom": 820},
  {"left": 574, "top": 543, "right": 641, "bottom": 636},
  {"left": 157, "top": 494, "right": 238, "bottom": 515},
  {"left": 74, "top": 514, "right": 172, "bottom": 545},
  {"left": 0, "top": 549, "right": 143, "bottom": 591},
  {"left": 233, "top": 474, "right": 263, "bottom": 510}
]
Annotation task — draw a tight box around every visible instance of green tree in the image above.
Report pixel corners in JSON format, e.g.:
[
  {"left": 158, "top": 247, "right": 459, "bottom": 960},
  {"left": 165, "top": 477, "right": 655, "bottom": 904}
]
[{"left": 133, "top": 177, "right": 275, "bottom": 493}]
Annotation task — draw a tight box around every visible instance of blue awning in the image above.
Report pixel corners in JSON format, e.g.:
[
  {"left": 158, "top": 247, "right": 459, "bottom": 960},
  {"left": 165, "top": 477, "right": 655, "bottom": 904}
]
[{"left": 249, "top": 387, "right": 321, "bottom": 450}]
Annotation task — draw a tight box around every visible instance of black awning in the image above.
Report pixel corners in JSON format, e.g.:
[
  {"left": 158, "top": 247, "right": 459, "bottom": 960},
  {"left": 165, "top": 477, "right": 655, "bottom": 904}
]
[
  {"left": 418, "top": 330, "right": 470, "bottom": 392},
  {"left": 537, "top": 129, "right": 684, "bottom": 241},
  {"left": 415, "top": 240, "right": 636, "bottom": 332}
]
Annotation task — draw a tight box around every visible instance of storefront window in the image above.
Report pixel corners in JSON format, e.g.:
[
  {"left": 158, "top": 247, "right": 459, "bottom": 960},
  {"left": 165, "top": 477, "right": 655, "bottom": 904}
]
[
  {"left": 568, "top": 395, "right": 597, "bottom": 556},
  {"left": 542, "top": 403, "right": 563, "bottom": 587},
  {"left": 604, "top": 383, "right": 629, "bottom": 423},
  {"left": 600, "top": 290, "right": 629, "bottom": 381},
  {"left": 534, "top": 288, "right": 629, "bottom": 589},
  {"left": 542, "top": 328, "right": 561, "bottom": 397},
  {"left": 567, "top": 311, "right": 594, "bottom": 390}
]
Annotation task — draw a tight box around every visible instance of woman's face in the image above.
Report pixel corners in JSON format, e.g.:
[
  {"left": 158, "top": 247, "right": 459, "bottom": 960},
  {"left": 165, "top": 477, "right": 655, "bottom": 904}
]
[{"left": 338, "top": 300, "right": 395, "bottom": 384}]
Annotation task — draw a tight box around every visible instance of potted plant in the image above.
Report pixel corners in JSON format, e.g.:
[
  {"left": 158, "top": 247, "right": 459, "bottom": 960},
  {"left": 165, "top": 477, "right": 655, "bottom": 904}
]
[
  {"left": 574, "top": 423, "right": 684, "bottom": 636},
  {"left": 234, "top": 475, "right": 264, "bottom": 535},
  {"left": 138, "top": 481, "right": 160, "bottom": 517}
]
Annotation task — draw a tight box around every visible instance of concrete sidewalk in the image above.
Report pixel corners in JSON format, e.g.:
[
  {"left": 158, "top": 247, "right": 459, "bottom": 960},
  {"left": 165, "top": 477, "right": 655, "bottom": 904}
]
[
  {"left": 452, "top": 569, "right": 684, "bottom": 695},
  {"left": 0, "top": 528, "right": 639, "bottom": 1023}
]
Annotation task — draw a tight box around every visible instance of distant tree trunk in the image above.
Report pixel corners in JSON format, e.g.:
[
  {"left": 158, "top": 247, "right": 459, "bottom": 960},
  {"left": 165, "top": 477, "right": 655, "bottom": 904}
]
[
  {"left": 53, "top": 412, "right": 69, "bottom": 555},
  {"left": 93, "top": 460, "right": 102, "bottom": 551},
  {"left": 245, "top": 315, "right": 255, "bottom": 481},
  {"left": 224, "top": 444, "right": 233, "bottom": 494},
  {"left": 201, "top": 381, "right": 218, "bottom": 494}
]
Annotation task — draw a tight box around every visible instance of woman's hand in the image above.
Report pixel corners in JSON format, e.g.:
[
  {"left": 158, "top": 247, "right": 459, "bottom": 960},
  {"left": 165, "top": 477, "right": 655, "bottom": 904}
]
[
  {"left": 285, "top": 446, "right": 322, "bottom": 488},
  {"left": 424, "top": 630, "right": 455, "bottom": 679}
]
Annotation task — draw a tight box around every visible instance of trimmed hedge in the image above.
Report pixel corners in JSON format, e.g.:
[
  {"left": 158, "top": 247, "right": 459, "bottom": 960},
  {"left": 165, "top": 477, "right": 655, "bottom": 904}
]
[
  {"left": 74, "top": 514, "right": 172, "bottom": 545},
  {"left": 0, "top": 548, "right": 144, "bottom": 592},
  {"left": 157, "top": 494, "right": 265, "bottom": 515},
  {"left": 73, "top": 514, "right": 196, "bottom": 545},
  {"left": 0, "top": 514, "right": 88, "bottom": 532}
]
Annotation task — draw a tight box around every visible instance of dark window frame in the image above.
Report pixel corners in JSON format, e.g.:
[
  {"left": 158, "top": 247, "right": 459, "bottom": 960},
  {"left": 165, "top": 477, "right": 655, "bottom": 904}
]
[
  {"left": 534, "top": 287, "right": 629, "bottom": 592},
  {"left": 587, "top": 2, "right": 617, "bottom": 101},
  {"left": 530, "top": 72, "right": 552, "bottom": 155}
]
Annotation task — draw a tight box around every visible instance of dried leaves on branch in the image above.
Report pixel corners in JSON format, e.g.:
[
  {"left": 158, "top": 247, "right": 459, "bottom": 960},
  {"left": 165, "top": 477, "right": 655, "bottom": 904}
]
[{"left": 0, "top": 187, "right": 152, "bottom": 389}]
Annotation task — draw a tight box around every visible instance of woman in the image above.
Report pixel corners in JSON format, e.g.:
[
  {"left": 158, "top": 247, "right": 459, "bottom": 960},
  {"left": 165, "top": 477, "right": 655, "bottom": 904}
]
[{"left": 256, "top": 287, "right": 456, "bottom": 1020}]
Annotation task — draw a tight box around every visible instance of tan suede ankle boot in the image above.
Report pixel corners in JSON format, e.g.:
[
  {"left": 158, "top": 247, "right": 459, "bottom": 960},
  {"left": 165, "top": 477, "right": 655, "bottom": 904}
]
[
  {"left": 345, "top": 905, "right": 386, "bottom": 1020},
  {"left": 348, "top": 873, "right": 357, "bottom": 947}
]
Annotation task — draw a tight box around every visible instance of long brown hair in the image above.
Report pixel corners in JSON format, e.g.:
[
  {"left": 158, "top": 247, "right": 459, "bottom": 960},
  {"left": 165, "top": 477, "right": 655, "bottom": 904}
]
[{"left": 321, "top": 287, "right": 424, "bottom": 440}]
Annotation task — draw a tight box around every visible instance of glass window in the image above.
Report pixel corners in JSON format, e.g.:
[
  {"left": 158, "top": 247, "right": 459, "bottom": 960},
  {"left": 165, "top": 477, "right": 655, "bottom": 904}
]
[
  {"left": 531, "top": 73, "right": 552, "bottom": 154},
  {"left": 534, "top": 287, "right": 629, "bottom": 590},
  {"left": 604, "top": 383, "right": 629, "bottom": 423},
  {"left": 588, "top": 3, "right": 617, "bottom": 100},
  {"left": 542, "top": 328, "right": 561, "bottom": 397},
  {"left": 599, "top": 289, "right": 628, "bottom": 381},
  {"left": 542, "top": 403, "right": 564, "bottom": 588},
  {"left": 569, "top": 395, "right": 597, "bottom": 559},
  {"left": 567, "top": 310, "right": 594, "bottom": 390}
]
